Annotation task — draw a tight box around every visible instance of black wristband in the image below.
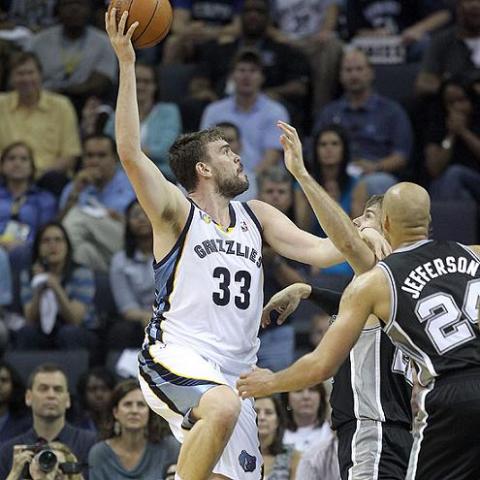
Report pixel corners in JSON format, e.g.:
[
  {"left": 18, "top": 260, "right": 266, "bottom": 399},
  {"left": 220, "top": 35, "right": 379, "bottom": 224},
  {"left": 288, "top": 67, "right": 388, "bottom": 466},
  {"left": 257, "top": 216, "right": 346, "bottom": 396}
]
[{"left": 309, "top": 286, "right": 342, "bottom": 316}]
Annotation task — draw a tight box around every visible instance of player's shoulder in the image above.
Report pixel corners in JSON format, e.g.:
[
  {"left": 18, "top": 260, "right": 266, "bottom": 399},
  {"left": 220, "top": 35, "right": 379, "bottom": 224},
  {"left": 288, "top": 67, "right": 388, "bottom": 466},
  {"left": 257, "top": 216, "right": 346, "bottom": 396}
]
[
  {"left": 245, "top": 199, "right": 273, "bottom": 221},
  {"left": 347, "top": 267, "right": 386, "bottom": 296}
]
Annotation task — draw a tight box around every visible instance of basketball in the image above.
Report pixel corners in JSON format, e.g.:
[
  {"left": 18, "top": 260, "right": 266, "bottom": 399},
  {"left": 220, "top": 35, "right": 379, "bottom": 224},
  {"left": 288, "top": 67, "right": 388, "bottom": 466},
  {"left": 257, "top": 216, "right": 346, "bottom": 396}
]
[{"left": 108, "top": 0, "right": 173, "bottom": 49}]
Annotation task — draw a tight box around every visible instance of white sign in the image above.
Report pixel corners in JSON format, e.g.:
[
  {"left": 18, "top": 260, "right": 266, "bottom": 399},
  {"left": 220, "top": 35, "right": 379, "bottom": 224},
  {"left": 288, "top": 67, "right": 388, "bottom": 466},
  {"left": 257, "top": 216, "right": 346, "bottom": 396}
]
[{"left": 352, "top": 36, "right": 406, "bottom": 65}]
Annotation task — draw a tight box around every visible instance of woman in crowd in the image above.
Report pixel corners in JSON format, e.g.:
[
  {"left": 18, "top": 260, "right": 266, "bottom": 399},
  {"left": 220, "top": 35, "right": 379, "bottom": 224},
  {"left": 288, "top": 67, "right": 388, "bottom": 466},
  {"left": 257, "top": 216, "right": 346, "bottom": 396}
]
[
  {"left": 424, "top": 76, "right": 480, "bottom": 201},
  {"left": 15, "top": 222, "right": 97, "bottom": 350},
  {"left": 108, "top": 199, "right": 154, "bottom": 350},
  {"left": 256, "top": 395, "right": 300, "bottom": 479},
  {"left": 88, "top": 379, "right": 180, "bottom": 479},
  {"left": 0, "top": 142, "right": 57, "bottom": 268},
  {"left": 75, "top": 367, "right": 116, "bottom": 434},
  {"left": 0, "top": 361, "right": 30, "bottom": 444},
  {"left": 282, "top": 383, "right": 332, "bottom": 453},
  {"left": 104, "top": 62, "right": 182, "bottom": 180},
  {"left": 295, "top": 124, "right": 357, "bottom": 230}
]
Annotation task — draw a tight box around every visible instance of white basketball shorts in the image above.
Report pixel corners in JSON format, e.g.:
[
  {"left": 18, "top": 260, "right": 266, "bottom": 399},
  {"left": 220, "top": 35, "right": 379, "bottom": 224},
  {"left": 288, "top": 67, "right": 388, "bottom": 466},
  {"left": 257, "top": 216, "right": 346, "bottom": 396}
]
[{"left": 138, "top": 341, "right": 263, "bottom": 479}]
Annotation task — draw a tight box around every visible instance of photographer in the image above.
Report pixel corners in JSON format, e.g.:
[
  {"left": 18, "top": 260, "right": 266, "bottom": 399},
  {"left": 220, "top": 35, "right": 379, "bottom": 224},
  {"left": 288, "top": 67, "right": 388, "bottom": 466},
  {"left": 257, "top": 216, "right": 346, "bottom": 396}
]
[
  {"left": 0, "top": 364, "right": 96, "bottom": 480},
  {"left": 7, "top": 442, "right": 84, "bottom": 480}
]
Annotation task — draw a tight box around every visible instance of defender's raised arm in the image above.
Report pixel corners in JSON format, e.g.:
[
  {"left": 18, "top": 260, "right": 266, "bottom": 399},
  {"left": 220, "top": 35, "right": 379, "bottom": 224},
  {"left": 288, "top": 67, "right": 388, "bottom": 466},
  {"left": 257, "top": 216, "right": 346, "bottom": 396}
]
[{"left": 277, "top": 121, "right": 381, "bottom": 275}]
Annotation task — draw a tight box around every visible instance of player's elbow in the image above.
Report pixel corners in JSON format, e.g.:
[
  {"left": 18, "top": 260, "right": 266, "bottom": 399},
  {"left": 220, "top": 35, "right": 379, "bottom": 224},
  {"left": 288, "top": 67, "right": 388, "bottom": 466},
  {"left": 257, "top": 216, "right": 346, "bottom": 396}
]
[
  {"left": 310, "top": 363, "right": 336, "bottom": 385},
  {"left": 116, "top": 143, "right": 141, "bottom": 165},
  {"left": 306, "top": 353, "right": 336, "bottom": 386},
  {"left": 338, "top": 237, "right": 361, "bottom": 260}
]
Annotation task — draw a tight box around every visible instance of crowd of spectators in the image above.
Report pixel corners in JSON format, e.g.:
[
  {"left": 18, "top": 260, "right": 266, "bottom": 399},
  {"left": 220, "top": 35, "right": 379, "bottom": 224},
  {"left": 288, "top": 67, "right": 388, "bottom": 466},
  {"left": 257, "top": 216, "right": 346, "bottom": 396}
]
[{"left": 0, "top": 0, "right": 479, "bottom": 477}]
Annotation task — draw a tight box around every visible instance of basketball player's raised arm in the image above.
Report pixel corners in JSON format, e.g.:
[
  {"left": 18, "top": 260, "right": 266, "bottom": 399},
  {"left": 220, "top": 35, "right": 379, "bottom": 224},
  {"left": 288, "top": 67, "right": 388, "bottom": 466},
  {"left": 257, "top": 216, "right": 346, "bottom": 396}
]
[
  {"left": 237, "top": 268, "right": 389, "bottom": 397},
  {"left": 277, "top": 121, "right": 377, "bottom": 275},
  {"left": 249, "top": 199, "right": 345, "bottom": 268},
  {"left": 105, "top": 9, "right": 189, "bottom": 227}
]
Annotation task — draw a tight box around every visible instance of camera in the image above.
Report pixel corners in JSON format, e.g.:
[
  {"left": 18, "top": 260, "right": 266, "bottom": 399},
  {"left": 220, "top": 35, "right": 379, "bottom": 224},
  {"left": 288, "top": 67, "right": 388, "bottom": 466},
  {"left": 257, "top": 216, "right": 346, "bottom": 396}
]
[
  {"left": 35, "top": 449, "right": 58, "bottom": 473},
  {"left": 20, "top": 444, "right": 83, "bottom": 478}
]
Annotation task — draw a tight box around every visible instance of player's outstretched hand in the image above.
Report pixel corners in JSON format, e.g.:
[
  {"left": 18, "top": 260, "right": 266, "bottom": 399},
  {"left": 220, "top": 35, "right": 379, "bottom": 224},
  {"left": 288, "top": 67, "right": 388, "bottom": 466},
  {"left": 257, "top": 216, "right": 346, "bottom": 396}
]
[
  {"left": 360, "top": 227, "right": 392, "bottom": 260},
  {"left": 237, "top": 367, "right": 276, "bottom": 399},
  {"left": 277, "top": 121, "right": 308, "bottom": 178},
  {"left": 261, "top": 283, "right": 311, "bottom": 328},
  {"left": 105, "top": 8, "right": 139, "bottom": 64}
]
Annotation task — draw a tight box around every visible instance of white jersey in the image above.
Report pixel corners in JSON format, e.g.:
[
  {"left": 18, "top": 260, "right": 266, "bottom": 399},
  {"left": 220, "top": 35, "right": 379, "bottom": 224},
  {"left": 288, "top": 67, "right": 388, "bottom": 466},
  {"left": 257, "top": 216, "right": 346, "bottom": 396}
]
[{"left": 145, "top": 200, "right": 264, "bottom": 375}]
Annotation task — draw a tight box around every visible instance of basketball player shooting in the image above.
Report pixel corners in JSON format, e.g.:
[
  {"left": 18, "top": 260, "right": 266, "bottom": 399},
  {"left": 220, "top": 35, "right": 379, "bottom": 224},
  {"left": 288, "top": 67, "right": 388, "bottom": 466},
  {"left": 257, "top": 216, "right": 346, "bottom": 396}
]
[
  {"left": 105, "top": 9, "right": 388, "bottom": 480},
  {"left": 238, "top": 182, "right": 480, "bottom": 480}
]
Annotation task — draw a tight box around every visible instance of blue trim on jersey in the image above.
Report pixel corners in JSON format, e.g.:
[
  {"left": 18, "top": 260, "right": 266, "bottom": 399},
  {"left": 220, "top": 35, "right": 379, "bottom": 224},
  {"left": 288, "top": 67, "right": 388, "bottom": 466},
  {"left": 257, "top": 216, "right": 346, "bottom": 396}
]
[
  {"left": 148, "top": 251, "right": 179, "bottom": 341},
  {"left": 242, "top": 202, "right": 263, "bottom": 239},
  {"left": 147, "top": 204, "right": 194, "bottom": 342},
  {"left": 139, "top": 362, "right": 183, "bottom": 415},
  {"left": 153, "top": 203, "right": 194, "bottom": 270}
]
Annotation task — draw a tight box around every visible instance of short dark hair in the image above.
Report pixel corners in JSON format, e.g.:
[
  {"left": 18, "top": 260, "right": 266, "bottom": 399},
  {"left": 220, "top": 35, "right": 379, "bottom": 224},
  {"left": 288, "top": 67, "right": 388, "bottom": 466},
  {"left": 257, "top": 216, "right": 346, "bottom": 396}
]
[
  {"left": 82, "top": 133, "right": 117, "bottom": 155},
  {"left": 230, "top": 49, "right": 263, "bottom": 73},
  {"left": 169, "top": 128, "right": 226, "bottom": 192},
  {"left": 257, "top": 166, "right": 291, "bottom": 192},
  {"left": 101, "top": 379, "right": 170, "bottom": 443},
  {"left": 216, "top": 122, "right": 241, "bottom": 140},
  {"left": 27, "top": 363, "right": 68, "bottom": 390},
  {"left": 365, "top": 194, "right": 384, "bottom": 210},
  {"left": 76, "top": 366, "right": 116, "bottom": 410},
  {"left": 9, "top": 51, "right": 43, "bottom": 75}
]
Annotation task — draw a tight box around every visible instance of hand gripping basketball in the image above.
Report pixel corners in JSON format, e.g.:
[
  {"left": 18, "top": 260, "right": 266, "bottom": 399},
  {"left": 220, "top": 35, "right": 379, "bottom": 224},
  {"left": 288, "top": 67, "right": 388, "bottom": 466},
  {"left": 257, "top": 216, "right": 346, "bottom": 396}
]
[{"left": 107, "top": 0, "right": 173, "bottom": 49}]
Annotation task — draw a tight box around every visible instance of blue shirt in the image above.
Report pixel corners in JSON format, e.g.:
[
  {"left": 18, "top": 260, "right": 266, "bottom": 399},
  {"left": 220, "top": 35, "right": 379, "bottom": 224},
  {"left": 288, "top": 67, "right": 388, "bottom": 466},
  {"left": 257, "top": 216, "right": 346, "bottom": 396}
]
[
  {"left": 59, "top": 168, "right": 136, "bottom": 214},
  {"left": 104, "top": 103, "right": 182, "bottom": 180},
  {"left": 314, "top": 93, "right": 413, "bottom": 162},
  {"left": 200, "top": 94, "right": 290, "bottom": 172},
  {"left": 0, "top": 184, "right": 57, "bottom": 242},
  {"left": 0, "top": 412, "right": 31, "bottom": 446},
  {"left": 109, "top": 249, "right": 155, "bottom": 314}
]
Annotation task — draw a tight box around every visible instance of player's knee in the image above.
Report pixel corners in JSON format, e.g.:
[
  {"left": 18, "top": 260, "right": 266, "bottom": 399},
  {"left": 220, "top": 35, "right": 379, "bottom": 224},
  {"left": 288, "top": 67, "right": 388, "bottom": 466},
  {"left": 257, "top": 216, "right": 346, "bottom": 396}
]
[{"left": 202, "top": 387, "right": 241, "bottom": 428}]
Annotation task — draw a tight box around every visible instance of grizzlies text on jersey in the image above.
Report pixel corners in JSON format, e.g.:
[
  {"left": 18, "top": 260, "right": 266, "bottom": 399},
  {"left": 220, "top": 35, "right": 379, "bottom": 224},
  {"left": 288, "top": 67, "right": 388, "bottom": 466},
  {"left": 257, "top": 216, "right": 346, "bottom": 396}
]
[{"left": 145, "top": 200, "right": 264, "bottom": 376}]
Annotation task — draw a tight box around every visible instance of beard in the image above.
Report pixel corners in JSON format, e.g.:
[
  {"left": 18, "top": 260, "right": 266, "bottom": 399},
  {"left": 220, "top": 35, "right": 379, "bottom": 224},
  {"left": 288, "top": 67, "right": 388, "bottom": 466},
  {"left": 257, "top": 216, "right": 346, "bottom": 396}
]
[{"left": 216, "top": 172, "right": 249, "bottom": 199}]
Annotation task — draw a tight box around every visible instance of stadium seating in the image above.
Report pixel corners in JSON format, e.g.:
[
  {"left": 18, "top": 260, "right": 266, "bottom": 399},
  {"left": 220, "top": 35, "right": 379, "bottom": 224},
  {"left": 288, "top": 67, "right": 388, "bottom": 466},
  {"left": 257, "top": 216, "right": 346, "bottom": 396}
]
[
  {"left": 431, "top": 201, "right": 479, "bottom": 244},
  {"left": 4, "top": 349, "right": 89, "bottom": 393}
]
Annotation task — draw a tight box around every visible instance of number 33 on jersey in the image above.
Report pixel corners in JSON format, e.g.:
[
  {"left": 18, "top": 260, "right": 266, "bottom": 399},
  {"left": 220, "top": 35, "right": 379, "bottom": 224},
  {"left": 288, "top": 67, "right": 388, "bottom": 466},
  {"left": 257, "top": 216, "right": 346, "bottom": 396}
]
[{"left": 145, "top": 201, "right": 264, "bottom": 376}]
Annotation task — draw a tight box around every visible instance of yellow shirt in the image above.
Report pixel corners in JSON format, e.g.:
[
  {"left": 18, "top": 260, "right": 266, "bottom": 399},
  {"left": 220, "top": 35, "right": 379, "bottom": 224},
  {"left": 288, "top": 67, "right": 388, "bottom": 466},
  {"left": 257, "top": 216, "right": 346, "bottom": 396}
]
[{"left": 0, "top": 90, "right": 81, "bottom": 175}]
